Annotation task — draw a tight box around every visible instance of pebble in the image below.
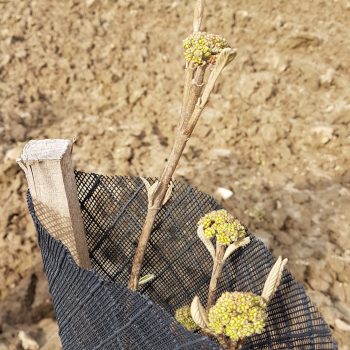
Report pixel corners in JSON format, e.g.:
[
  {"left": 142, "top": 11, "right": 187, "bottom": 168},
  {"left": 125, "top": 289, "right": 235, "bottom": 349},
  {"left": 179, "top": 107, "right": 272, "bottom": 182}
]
[
  {"left": 273, "top": 15, "right": 285, "bottom": 29},
  {"left": 335, "top": 318, "right": 350, "bottom": 332},
  {"left": 38, "top": 318, "right": 61, "bottom": 350},
  {"left": 15, "top": 49, "right": 27, "bottom": 59},
  {"left": 235, "top": 10, "right": 252, "bottom": 26},
  {"left": 215, "top": 187, "right": 234, "bottom": 200},
  {"left": 85, "top": 0, "right": 96, "bottom": 7},
  {"left": 114, "top": 147, "right": 132, "bottom": 163},
  {"left": 310, "top": 125, "right": 334, "bottom": 144},
  {"left": 18, "top": 331, "right": 39, "bottom": 350},
  {"left": 332, "top": 281, "right": 349, "bottom": 303},
  {"left": 319, "top": 68, "right": 335, "bottom": 88},
  {"left": 209, "top": 148, "right": 232, "bottom": 158}
]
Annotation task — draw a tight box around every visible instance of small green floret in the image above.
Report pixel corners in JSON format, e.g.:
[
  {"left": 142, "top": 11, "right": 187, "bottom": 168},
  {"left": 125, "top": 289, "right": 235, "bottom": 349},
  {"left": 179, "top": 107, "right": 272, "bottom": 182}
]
[
  {"left": 183, "top": 32, "right": 230, "bottom": 65},
  {"left": 208, "top": 292, "right": 267, "bottom": 341},
  {"left": 175, "top": 305, "right": 199, "bottom": 332},
  {"left": 198, "top": 209, "right": 246, "bottom": 245}
]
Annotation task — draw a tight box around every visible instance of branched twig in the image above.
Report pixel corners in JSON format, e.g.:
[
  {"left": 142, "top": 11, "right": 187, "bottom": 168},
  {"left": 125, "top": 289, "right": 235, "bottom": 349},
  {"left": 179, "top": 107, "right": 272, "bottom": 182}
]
[
  {"left": 187, "top": 48, "right": 237, "bottom": 134},
  {"left": 128, "top": 0, "right": 236, "bottom": 291}
]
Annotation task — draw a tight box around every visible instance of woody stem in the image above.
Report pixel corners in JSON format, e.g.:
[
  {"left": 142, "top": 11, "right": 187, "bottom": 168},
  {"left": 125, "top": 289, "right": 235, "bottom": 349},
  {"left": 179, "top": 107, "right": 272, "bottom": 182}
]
[
  {"left": 207, "top": 244, "right": 226, "bottom": 310},
  {"left": 128, "top": 66, "right": 206, "bottom": 291}
]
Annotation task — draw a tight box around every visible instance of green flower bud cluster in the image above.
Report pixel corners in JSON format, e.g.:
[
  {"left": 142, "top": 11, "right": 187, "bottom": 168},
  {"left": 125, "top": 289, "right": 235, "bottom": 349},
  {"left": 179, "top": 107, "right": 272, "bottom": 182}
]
[
  {"left": 198, "top": 209, "right": 246, "bottom": 246},
  {"left": 175, "top": 305, "right": 199, "bottom": 332},
  {"left": 208, "top": 292, "right": 267, "bottom": 341},
  {"left": 183, "top": 32, "right": 229, "bottom": 65}
]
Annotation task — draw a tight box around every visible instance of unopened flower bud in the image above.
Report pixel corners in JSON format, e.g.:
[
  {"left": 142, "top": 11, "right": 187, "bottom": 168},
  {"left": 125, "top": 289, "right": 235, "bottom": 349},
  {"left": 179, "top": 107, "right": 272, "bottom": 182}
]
[
  {"left": 208, "top": 292, "right": 267, "bottom": 341},
  {"left": 175, "top": 305, "right": 199, "bottom": 332},
  {"left": 198, "top": 209, "right": 246, "bottom": 246},
  {"left": 183, "top": 32, "right": 230, "bottom": 65}
]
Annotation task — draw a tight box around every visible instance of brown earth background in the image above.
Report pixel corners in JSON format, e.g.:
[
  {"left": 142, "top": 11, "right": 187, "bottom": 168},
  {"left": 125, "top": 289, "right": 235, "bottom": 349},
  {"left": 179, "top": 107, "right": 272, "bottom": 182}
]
[{"left": 0, "top": 0, "right": 350, "bottom": 349}]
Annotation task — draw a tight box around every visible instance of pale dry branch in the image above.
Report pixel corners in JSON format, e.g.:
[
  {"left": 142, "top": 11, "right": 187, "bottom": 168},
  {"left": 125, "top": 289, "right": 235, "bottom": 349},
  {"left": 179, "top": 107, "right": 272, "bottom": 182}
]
[
  {"left": 206, "top": 235, "right": 250, "bottom": 311},
  {"left": 182, "top": 65, "right": 207, "bottom": 133},
  {"left": 140, "top": 177, "right": 159, "bottom": 209},
  {"left": 207, "top": 244, "right": 226, "bottom": 310},
  {"left": 128, "top": 1, "right": 237, "bottom": 291},
  {"left": 200, "top": 48, "right": 237, "bottom": 108},
  {"left": 162, "top": 181, "right": 174, "bottom": 205},
  {"left": 188, "top": 48, "right": 237, "bottom": 131},
  {"left": 193, "top": 0, "right": 204, "bottom": 33},
  {"left": 179, "top": 64, "right": 195, "bottom": 128}
]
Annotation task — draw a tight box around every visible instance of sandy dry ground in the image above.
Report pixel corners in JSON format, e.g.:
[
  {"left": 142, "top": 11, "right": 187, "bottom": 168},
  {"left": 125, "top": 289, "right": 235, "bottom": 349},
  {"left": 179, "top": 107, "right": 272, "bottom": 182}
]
[{"left": 1, "top": 0, "right": 350, "bottom": 348}]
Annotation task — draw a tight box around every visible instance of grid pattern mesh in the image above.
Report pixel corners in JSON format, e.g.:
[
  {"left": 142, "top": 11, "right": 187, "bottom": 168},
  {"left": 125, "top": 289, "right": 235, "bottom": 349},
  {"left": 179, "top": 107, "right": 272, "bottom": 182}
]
[{"left": 28, "top": 171, "right": 337, "bottom": 349}]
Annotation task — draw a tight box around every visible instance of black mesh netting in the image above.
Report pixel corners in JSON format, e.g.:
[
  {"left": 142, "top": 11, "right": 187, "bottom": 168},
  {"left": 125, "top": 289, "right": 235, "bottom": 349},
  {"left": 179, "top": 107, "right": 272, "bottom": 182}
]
[{"left": 27, "top": 171, "right": 337, "bottom": 350}]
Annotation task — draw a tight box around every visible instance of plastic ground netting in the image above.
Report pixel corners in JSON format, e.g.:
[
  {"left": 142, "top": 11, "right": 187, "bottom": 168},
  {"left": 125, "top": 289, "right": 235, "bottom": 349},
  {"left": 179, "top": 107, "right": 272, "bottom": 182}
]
[{"left": 27, "top": 171, "right": 337, "bottom": 349}]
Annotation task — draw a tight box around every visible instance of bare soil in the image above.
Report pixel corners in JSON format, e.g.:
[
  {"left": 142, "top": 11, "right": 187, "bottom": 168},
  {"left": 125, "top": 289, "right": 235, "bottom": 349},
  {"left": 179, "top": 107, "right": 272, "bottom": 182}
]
[{"left": 1, "top": 0, "right": 349, "bottom": 348}]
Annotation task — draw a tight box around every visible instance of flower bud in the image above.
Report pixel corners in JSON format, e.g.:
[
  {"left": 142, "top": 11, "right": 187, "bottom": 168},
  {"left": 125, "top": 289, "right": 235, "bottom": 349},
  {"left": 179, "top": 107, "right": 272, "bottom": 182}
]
[
  {"left": 183, "top": 32, "right": 230, "bottom": 65},
  {"left": 208, "top": 292, "right": 267, "bottom": 341},
  {"left": 198, "top": 209, "right": 246, "bottom": 246},
  {"left": 175, "top": 305, "right": 199, "bottom": 332}
]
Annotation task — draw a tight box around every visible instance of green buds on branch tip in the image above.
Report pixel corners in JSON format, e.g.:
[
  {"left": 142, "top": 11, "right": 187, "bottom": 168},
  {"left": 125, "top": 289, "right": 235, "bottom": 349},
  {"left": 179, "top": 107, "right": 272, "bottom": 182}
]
[
  {"left": 198, "top": 209, "right": 246, "bottom": 246},
  {"left": 175, "top": 305, "right": 199, "bottom": 332},
  {"left": 208, "top": 292, "right": 267, "bottom": 342},
  {"left": 183, "top": 32, "right": 230, "bottom": 66}
]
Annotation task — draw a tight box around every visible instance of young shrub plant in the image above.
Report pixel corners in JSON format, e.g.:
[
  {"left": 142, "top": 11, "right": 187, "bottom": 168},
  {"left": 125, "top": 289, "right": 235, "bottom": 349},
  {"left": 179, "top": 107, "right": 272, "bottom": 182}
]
[
  {"left": 127, "top": 1, "right": 289, "bottom": 349},
  {"left": 175, "top": 209, "right": 287, "bottom": 349}
]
